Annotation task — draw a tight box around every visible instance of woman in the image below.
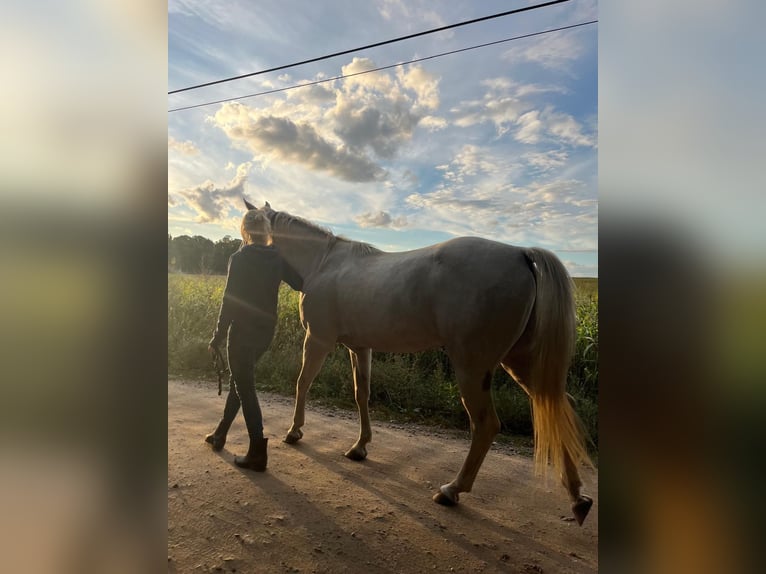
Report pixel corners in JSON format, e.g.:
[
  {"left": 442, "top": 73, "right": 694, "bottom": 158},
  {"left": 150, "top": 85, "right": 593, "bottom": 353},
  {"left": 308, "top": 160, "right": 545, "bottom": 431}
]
[{"left": 206, "top": 209, "right": 302, "bottom": 471}]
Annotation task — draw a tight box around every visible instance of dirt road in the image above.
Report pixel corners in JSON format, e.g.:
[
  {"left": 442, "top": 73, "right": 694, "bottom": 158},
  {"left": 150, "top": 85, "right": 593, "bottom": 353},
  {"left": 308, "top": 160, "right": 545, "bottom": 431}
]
[{"left": 168, "top": 379, "right": 598, "bottom": 573}]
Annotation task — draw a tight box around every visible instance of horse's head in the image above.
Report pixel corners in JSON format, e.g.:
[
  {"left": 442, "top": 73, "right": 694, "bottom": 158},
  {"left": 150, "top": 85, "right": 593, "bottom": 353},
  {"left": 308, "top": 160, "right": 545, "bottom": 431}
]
[{"left": 243, "top": 197, "right": 276, "bottom": 220}]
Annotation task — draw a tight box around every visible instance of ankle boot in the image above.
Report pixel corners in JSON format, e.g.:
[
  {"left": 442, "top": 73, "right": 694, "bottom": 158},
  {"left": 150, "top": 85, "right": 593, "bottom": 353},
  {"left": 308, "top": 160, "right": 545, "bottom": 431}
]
[
  {"left": 204, "top": 431, "right": 226, "bottom": 451},
  {"left": 204, "top": 418, "right": 233, "bottom": 451},
  {"left": 234, "top": 438, "right": 268, "bottom": 471}
]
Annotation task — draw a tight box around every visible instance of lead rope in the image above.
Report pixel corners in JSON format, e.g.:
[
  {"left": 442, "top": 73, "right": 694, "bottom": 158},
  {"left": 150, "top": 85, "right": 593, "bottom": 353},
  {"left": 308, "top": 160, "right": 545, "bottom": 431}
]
[{"left": 211, "top": 346, "right": 228, "bottom": 396}]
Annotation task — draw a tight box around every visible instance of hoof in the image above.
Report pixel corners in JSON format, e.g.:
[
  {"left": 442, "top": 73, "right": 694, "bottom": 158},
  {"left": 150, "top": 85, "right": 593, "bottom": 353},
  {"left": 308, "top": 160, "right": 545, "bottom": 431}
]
[
  {"left": 572, "top": 495, "right": 593, "bottom": 526},
  {"left": 344, "top": 446, "right": 367, "bottom": 461},
  {"left": 432, "top": 486, "right": 459, "bottom": 506},
  {"left": 283, "top": 429, "right": 303, "bottom": 444}
]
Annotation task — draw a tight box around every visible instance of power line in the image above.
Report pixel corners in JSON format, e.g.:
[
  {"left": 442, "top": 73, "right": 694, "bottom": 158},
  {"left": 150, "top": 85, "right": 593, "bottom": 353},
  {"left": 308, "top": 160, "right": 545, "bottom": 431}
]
[
  {"left": 168, "top": 20, "right": 596, "bottom": 114},
  {"left": 169, "top": 0, "right": 571, "bottom": 95}
]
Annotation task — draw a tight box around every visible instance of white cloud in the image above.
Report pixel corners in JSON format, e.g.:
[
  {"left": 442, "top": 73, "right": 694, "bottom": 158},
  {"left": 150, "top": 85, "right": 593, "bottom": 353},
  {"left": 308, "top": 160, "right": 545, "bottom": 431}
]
[
  {"left": 522, "top": 149, "right": 569, "bottom": 173},
  {"left": 397, "top": 66, "right": 440, "bottom": 111},
  {"left": 419, "top": 115, "right": 447, "bottom": 131},
  {"left": 515, "top": 111, "right": 543, "bottom": 144},
  {"left": 562, "top": 259, "right": 599, "bottom": 278},
  {"left": 377, "top": 0, "right": 447, "bottom": 31},
  {"left": 355, "top": 210, "right": 409, "bottom": 228},
  {"left": 545, "top": 108, "right": 596, "bottom": 147},
  {"left": 451, "top": 80, "right": 595, "bottom": 148},
  {"left": 174, "top": 162, "right": 252, "bottom": 223},
  {"left": 503, "top": 30, "right": 588, "bottom": 73},
  {"left": 452, "top": 96, "right": 524, "bottom": 131},
  {"left": 209, "top": 58, "right": 443, "bottom": 180},
  {"left": 404, "top": 138, "right": 596, "bottom": 251},
  {"left": 526, "top": 179, "right": 586, "bottom": 204},
  {"left": 340, "top": 58, "right": 394, "bottom": 92},
  {"left": 450, "top": 78, "right": 564, "bottom": 136},
  {"left": 287, "top": 82, "right": 336, "bottom": 106},
  {"left": 168, "top": 136, "right": 199, "bottom": 155}
]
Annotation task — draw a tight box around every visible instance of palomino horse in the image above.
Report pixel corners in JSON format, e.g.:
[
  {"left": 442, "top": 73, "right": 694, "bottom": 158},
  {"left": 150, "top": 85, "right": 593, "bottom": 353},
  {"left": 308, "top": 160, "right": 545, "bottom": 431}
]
[{"left": 245, "top": 200, "right": 593, "bottom": 525}]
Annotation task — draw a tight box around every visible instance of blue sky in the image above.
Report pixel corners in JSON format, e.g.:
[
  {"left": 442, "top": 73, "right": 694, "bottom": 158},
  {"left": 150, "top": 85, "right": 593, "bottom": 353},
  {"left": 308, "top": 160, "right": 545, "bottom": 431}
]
[{"left": 168, "top": 0, "right": 598, "bottom": 276}]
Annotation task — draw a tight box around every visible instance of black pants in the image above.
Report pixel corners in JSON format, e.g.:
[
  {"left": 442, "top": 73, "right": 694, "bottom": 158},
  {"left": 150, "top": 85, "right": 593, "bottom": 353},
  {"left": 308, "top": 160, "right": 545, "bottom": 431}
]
[{"left": 218, "top": 325, "right": 274, "bottom": 441}]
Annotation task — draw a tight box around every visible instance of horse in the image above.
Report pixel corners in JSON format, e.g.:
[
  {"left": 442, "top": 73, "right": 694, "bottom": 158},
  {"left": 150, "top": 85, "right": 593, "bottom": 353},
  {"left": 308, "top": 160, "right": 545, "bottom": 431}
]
[{"left": 244, "top": 199, "right": 593, "bottom": 525}]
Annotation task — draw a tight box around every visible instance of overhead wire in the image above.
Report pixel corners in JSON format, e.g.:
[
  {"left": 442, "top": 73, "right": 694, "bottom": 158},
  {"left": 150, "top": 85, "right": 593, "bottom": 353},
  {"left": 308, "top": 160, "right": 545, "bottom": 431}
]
[
  {"left": 168, "top": 20, "right": 596, "bottom": 113},
  {"left": 168, "top": 0, "right": 572, "bottom": 95}
]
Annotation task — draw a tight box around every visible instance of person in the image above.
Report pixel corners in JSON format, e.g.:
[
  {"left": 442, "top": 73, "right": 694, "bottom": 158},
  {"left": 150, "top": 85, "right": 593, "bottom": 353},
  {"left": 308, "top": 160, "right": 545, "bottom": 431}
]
[{"left": 205, "top": 209, "right": 303, "bottom": 471}]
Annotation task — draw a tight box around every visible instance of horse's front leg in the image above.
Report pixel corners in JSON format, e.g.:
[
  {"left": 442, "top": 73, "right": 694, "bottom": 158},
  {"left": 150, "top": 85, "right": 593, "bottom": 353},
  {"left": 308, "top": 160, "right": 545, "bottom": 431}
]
[
  {"left": 284, "top": 331, "right": 331, "bottom": 444},
  {"left": 345, "top": 347, "right": 372, "bottom": 461}
]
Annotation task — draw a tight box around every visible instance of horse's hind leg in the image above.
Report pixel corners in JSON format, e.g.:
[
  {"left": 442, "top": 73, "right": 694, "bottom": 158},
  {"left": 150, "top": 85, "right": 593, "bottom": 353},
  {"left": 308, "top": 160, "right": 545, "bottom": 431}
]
[
  {"left": 345, "top": 347, "right": 372, "bottom": 461},
  {"left": 563, "top": 446, "right": 593, "bottom": 525},
  {"left": 433, "top": 367, "right": 500, "bottom": 506},
  {"left": 501, "top": 361, "right": 593, "bottom": 525},
  {"left": 284, "top": 331, "right": 331, "bottom": 444},
  {"left": 561, "top": 394, "right": 593, "bottom": 525}
]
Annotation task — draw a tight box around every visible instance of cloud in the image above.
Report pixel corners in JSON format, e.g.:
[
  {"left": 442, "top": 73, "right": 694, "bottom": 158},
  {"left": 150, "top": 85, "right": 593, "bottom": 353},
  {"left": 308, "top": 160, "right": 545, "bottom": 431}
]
[
  {"left": 562, "top": 259, "right": 599, "bottom": 278},
  {"left": 397, "top": 66, "right": 440, "bottom": 111},
  {"left": 435, "top": 144, "right": 500, "bottom": 185},
  {"left": 355, "top": 210, "right": 409, "bottom": 228},
  {"left": 515, "top": 111, "right": 543, "bottom": 144},
  {"left": 522, "top": 149, "right": 569, "bottom": 173},
  {"left": 168, "top": 136, "right": 199, "bottom": 155},
  {"left": 174, "top": 162, "right": 252, "bottom": 223},
  {"left": 451, "top": 78, "right": 565, "bottom": 133},
  {"left": 404, "top": 140, "right": 596, "bottom": 250},
  {"left": 450, "top": 79, "right": 595, "bottom": 148},
  {"left": 526, "top": 179, "right": 586, "bottom": 204},
  {"left": 331, "top": 93, "right": 418, "bottom": 159},
  {"left": 377, "top": 0, "right": 447, "bottom": 31},
  {"left": 544, "top": 108, "right": 596, "bottom": 147},
  {"left": 452, "top": 96, "right": 524, "bottom": 131},
  {"left": 513, "top": 108, "right": 595, "bottom": 147},
  {"left": 502, "top": 30, "right": 588, "bottom": 73},
  {"left": 419, "top": 115, "right": 447, "bottom": 131},
  {"left": 287, "top": 82, "right": 336, "bottom": 105},
  {"left": 213, "top": 106, "right": 386, "bottom": 182},
  {"left": 210, "top": 59, "right": 442, "bottom": 181},
  {"left": 330, "top": 59, "right": 439, "bottom": 158}
]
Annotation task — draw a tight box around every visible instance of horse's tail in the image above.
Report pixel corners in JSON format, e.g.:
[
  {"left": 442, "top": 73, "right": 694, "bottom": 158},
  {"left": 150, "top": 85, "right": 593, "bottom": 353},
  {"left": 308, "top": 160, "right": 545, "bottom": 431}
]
[{"left": 523, "top": 247, "right": 591, "bottom": 477}]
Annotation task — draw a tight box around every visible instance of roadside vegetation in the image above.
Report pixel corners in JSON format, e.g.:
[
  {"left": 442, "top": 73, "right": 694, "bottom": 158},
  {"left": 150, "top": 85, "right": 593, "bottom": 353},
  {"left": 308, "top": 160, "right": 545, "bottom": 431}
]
[{"left": 169, "top": 274, "right": 598, "bottom": 450}]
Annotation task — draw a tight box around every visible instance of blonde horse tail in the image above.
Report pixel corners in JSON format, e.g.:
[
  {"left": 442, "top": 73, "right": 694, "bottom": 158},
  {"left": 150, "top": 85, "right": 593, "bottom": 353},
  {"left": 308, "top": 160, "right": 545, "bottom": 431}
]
[{"left": 524, "top": 247, "right": 592, "bottom": 478}]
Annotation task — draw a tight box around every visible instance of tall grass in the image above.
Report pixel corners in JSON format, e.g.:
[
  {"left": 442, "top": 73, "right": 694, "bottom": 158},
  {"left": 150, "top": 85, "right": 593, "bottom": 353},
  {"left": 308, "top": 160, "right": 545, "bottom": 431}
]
[{"left": 168, "top": 274, "right": 598, "bottom": 447}]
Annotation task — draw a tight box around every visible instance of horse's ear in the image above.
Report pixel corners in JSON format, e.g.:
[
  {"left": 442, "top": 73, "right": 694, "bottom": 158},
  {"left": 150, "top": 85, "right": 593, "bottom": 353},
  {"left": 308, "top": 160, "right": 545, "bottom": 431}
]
[
  {"left": 264, "top": 201, "right": 271, "bottom": 209},
  {"left": 243, "top": 197, "right": 256, "bottom": 210}
]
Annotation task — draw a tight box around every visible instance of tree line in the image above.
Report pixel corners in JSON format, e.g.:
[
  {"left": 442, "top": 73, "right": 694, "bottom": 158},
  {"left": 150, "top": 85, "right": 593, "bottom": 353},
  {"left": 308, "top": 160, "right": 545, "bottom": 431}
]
[{"left": 168, "top": 234, "right": 242, "bottom": 274}]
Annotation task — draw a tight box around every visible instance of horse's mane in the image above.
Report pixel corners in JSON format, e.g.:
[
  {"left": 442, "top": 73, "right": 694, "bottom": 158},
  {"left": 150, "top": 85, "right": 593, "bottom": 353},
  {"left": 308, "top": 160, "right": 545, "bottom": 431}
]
[{"left": 272, "top": 211, "right": 381, "bottom": 256}]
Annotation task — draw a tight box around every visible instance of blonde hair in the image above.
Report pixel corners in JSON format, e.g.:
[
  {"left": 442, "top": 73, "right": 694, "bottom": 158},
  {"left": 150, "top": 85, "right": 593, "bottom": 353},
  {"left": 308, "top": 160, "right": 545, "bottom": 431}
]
[{"left": 240, "top": 210, "right": 273, "bottom": 246}]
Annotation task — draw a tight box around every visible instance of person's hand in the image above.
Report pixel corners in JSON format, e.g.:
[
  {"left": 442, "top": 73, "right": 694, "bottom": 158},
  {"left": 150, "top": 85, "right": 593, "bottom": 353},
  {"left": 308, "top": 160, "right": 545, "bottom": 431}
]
[{"left": 208, "top": 337, "right": 219, "bottom": 355}]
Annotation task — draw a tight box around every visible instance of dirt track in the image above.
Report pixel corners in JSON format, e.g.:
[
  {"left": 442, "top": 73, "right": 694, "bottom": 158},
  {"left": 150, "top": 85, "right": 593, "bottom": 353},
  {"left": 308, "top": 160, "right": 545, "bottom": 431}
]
[{"left": 168, "top": 379, "right": 598, "bottom": 573}]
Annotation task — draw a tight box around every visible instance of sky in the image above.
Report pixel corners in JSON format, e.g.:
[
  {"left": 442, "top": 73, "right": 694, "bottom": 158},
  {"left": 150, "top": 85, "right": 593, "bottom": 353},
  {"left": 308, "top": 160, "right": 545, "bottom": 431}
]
[{"left": 168, "top": 0, "right": 598, "bottom": 276}]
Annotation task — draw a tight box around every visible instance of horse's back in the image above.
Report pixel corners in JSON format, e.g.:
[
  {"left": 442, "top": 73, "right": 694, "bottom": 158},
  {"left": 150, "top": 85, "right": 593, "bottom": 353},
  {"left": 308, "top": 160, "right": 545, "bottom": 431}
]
[{"left": 309, "top": 237, "right": 536, "bottom": 353}]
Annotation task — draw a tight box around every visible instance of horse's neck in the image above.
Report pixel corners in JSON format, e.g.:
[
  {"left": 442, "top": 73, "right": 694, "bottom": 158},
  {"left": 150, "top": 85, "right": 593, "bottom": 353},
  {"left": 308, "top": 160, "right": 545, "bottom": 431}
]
[{"left": 274, "top": 231, "right": 331, "bottom": 280}]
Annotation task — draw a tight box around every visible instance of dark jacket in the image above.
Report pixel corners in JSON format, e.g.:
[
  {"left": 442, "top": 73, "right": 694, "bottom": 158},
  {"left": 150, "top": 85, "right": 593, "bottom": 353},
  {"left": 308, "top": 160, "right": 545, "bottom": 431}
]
[{"left": 211, "top": 244, "right": 303, "bottom": 346}]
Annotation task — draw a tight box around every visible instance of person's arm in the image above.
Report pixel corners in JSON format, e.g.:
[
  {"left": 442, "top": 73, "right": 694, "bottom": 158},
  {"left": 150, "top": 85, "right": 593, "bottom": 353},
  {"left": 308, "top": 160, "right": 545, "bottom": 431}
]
[
  {"left": 210, "top": 255, "right": 239, "bottom": 348},
  {"left": 281, "top": 258, "right": 304, "bottom": 291}
]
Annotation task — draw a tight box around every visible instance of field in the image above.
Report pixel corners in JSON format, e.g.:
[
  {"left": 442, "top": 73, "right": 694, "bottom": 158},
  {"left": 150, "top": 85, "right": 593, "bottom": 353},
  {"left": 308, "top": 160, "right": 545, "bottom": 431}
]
[{"left": 168, "top": 273, "right": 598, "bottom": 449}]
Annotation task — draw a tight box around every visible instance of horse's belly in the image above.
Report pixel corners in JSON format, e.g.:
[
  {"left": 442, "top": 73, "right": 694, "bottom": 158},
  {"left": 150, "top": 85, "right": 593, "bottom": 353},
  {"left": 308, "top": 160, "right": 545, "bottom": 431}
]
[{"left": 337, "top": 323, "right": 442, "bottom": 353}]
